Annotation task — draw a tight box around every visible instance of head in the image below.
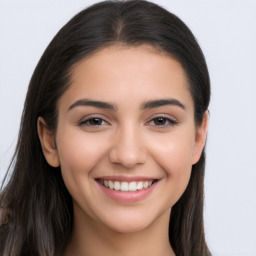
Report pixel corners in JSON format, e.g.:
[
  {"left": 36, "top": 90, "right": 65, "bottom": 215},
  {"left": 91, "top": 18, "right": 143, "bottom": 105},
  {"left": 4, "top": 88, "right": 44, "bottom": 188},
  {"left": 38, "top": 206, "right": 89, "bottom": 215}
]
[{"left": 1, "top": 1, "right": 210, "bottom": 255}]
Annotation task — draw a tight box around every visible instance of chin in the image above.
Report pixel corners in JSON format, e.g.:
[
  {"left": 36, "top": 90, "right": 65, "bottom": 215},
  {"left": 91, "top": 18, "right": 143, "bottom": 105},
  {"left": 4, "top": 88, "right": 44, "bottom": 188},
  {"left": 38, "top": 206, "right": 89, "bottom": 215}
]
[
  {"left": 98, "top": 208, "right": 166, "bottom": 235},
  {"left": 105, "top": 218, "right": 152, "bottom": 234}
]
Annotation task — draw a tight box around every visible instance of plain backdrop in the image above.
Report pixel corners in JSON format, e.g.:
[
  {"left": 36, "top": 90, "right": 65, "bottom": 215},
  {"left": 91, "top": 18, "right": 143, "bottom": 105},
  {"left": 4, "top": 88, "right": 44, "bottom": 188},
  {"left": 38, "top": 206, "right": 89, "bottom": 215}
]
[{"left": 0, "top": 0, "right": 256, "bottom": 255}]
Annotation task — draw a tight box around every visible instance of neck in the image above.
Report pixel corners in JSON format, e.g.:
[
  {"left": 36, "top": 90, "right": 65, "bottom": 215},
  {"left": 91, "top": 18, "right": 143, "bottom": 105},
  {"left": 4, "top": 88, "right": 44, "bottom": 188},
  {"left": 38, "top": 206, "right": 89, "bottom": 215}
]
[{"left": 65, "top": 205, "right": 175, "bottom": 256}]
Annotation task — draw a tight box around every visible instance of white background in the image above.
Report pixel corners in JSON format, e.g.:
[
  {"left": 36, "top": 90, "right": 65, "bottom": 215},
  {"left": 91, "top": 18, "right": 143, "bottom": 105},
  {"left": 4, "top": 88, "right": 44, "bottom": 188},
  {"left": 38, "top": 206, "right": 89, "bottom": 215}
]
[{"left": 0, "top": 0, "right": 256, "bottom": 255}]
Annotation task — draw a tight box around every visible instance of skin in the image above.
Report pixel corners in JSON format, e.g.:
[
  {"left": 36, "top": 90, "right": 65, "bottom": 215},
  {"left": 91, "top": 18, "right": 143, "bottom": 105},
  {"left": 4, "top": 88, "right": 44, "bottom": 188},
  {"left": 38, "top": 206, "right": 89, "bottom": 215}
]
[{"left": 38, "top": 45, "right": 208, "bottom": 256}]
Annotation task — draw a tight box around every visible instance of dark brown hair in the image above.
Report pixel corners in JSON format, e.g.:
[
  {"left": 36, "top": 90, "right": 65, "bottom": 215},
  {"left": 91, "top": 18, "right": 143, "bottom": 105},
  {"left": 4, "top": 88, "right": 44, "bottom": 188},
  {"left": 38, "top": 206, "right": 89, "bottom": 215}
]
[{"left": 0, "top": 1, "right": 211, "bottom": 255}]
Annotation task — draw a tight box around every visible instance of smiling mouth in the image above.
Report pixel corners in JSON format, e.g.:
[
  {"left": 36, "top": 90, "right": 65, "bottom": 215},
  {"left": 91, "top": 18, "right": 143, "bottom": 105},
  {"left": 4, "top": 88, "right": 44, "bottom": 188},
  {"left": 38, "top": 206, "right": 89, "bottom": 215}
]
[{"left": 97, "top": 179, "right": 157, "bottom": 192}]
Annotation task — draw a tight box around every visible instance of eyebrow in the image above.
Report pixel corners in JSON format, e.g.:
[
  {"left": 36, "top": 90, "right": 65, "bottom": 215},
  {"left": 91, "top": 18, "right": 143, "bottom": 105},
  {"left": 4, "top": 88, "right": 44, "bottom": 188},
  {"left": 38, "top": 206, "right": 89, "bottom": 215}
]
[
  {"left": 68, "top": 98, "right": 186, "bottom": 112},
  {"left": 68, "top": 99, "right": 117, "bottom": 111},
  {"left": 141, "top": 98, "right": 186, "bottom": 110}
]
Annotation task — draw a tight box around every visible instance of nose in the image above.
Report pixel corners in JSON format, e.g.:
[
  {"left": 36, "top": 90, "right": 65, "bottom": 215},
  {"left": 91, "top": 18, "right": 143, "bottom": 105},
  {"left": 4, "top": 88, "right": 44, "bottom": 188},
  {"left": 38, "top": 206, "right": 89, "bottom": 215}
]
[{"left": 109, "top": 125, "right": 147, "bottom": 169}]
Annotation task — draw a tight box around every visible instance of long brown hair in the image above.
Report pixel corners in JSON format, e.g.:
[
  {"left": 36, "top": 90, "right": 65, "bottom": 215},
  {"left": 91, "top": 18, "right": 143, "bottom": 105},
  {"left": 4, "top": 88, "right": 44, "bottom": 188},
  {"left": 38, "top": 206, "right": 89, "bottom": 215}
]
[{"left": 0, "top": 1, "right": 211, "bottom": 255}]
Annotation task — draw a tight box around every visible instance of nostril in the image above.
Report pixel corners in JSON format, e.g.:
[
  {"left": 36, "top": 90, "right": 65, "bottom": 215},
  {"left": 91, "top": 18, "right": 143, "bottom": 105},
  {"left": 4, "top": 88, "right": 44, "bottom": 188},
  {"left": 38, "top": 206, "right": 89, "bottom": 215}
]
[{"left": 108, "top": 146, "right": 147, "bottom": 168}]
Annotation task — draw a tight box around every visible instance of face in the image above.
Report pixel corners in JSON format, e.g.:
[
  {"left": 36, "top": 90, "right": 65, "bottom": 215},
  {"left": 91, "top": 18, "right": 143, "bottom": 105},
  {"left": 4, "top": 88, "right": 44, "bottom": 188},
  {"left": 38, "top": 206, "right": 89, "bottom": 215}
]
[{"left": 38, "top": 45, "right": 207, "bottom": 234}]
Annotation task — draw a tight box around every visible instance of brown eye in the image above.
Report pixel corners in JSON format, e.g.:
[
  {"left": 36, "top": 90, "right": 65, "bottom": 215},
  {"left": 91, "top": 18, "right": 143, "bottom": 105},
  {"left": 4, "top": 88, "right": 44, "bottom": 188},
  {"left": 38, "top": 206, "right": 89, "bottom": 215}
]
[
  {"left": 88, "top": 118, "right": 104, "bottom": 125},
  {"left": 153, "top": 117, "right": 168, "bottom": 126},
  {"left": 79, "top": 117, "right": 108, "bottom": 126},
  {"left": 147, "top": 116, "right": 177, "bottom": 128}
]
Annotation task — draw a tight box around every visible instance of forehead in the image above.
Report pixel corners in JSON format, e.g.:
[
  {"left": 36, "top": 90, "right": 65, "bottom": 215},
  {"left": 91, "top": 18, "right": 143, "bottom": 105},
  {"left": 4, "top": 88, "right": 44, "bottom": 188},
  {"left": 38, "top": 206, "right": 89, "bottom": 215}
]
[{"left": 58, "top": 45, "right": 193, "bottom": 111}]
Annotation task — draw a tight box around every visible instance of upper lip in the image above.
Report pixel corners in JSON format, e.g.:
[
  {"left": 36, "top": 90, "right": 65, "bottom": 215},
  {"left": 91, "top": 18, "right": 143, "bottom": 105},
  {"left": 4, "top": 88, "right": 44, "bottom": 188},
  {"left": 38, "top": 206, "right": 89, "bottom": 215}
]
[{"left": 96, "top": 176, "right": 158, "bottom": 182}]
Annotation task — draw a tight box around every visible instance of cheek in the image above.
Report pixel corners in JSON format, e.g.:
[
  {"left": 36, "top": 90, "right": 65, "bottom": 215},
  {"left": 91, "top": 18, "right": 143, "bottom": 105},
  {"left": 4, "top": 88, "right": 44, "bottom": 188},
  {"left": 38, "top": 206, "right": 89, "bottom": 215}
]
[
  {"left": 57, "top": 127, "right": 108, "bottom": 167},
  {"left": 55, "top": 127, "right": 109, "bottom": 191},
  {"left": 149, "top": 128, "right": 195, "bottom": 175},
  {"left": 55, "top": 128, "right": 114, "bottom": 221},
  {"left": 148, "top": 128, "right": 195, "bottom": 203}
]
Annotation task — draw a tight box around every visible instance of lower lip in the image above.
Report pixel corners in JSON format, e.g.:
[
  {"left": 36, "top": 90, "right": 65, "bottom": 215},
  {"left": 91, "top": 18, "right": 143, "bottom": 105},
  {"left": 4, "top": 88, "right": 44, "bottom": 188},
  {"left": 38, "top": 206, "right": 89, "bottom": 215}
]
[{"left": 97, "top": 181, "right": 158, "bottom": 203}]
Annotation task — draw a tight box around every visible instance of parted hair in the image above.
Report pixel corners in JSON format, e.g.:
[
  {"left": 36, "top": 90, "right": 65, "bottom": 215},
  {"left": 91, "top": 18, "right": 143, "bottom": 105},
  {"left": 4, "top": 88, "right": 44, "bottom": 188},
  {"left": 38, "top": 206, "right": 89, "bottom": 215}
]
[{"left": 0, "top": 1, "right": 211, "bottom": 255}]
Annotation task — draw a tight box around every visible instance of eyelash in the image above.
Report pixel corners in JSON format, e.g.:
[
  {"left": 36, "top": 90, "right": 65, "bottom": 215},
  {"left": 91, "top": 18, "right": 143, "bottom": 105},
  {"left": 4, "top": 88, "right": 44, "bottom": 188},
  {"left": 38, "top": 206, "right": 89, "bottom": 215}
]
[
  {"left": 79, "top": 117, "right": 109, "bottom": 127},
  {"left": 78, "top": 116, "right": 178, "bottom": 129},
  {"left": 146, "top": 116, "right": 178, "bottom": 128}
]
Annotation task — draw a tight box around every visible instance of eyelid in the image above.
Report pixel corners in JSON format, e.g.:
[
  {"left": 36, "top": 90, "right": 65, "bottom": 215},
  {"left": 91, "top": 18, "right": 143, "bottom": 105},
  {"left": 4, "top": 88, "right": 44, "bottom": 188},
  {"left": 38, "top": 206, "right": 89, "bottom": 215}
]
[
  {"left": 78, "top": 114, "right": 110, "bottom": 127},
  {"left": 76, "top": 113, "right": 178, "bottom": 129},
  {"left": 145, "top": 114, "right": 179, "bottom": 128}
]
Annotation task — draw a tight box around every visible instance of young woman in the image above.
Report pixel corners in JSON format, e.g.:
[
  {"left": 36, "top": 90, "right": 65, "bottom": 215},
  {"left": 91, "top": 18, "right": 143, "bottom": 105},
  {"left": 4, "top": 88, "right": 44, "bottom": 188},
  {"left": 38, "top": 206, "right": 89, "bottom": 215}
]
[{"left": 0, "top": 1, "right": 211, "bottom": 255}]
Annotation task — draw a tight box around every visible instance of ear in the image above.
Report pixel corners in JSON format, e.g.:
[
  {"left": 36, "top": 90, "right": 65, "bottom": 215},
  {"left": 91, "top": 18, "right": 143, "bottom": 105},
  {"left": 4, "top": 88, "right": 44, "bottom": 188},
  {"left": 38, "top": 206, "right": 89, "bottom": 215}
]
[
  {"left": 192, "top": 111, "right": 209, "bottom": 164},
  {"left": 37, "top": 117, "right": 60, "bottom": 167}
]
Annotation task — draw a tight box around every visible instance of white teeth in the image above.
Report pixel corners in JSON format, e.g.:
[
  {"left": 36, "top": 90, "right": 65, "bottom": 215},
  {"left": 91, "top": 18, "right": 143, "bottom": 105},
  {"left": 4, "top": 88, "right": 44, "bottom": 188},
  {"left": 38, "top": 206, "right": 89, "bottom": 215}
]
[
  {"left": 121, "top": 182, "right": 129, "bottom": 191},
  {"left": 100, "top": 179, "right": 155, "bottom": 191},
  {"left": 143, "top": 181, "right": 149, "bottom": 189},
  {"left": 128, "top": 181, "right": 137, "bottom": 191},
  {"left": 108, "top": 180, "right": 114, "bottom": 189},
  {"left": 114, "top": 181, "right": 120, "bottom": 191},
  {"left": 104, "top": 180, "right": 108, "bottom": 187},
  {"left": 137, "top": 181, "right": 144, "bottom": 190}
]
